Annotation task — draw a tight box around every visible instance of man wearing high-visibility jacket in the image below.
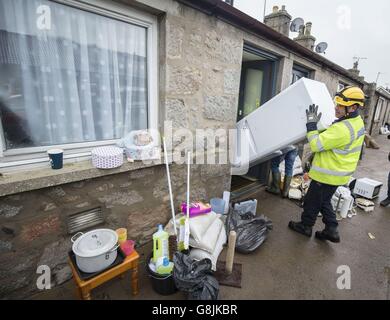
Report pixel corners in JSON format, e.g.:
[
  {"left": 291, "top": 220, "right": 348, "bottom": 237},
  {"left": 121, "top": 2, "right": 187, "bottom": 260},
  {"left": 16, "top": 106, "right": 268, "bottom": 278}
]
[{"left": 289, "top": 86, "right": 366, "bottom": 243}]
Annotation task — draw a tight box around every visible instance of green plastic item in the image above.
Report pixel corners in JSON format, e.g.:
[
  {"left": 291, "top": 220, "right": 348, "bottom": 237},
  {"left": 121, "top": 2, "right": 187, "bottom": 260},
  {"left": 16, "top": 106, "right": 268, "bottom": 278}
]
[
  {"left": 156, "top": 257, "right": 174, "bottom": 275},
  {"left": 153, "top": 224, "right": 169, "bottom": 263},
  {"left": 178, "top": 217, "right": 189, "bottom": 252}
]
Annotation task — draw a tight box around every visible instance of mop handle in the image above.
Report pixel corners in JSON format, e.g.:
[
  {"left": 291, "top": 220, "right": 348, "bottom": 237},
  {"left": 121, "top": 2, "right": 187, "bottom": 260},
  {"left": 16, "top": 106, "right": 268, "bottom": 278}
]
[
  {"left": 187, "top": 151, "right": 191, "bottom": 220},
  {"left": 163, "top": 138, "right": 177, "bottom": 235}
]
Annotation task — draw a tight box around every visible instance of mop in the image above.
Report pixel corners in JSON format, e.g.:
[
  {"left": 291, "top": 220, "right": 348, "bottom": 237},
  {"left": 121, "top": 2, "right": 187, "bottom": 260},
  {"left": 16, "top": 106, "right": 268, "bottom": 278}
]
[
  {"left": 162, "top": 137, "right": 177, "bottom": 260},
  {"left": 178, "top": 151, "right": 191, "bottom": 252}
]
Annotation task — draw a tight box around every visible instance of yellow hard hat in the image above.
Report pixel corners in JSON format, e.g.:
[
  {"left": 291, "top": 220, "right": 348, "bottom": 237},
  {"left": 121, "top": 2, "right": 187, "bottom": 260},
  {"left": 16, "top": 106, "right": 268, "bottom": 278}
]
[{"left": 334, "top": 86, "right": 365, "bottom": 107}]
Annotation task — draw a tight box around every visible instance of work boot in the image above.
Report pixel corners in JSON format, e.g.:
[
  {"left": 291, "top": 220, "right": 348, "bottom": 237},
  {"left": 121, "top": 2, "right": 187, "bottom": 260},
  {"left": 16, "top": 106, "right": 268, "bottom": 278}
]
[
  {"left": 288, "top": 221, "right": 312, "bottom": 238},
  {"left": 266, "top": 172, "right": 281, "bottom": 195},
  {"left": 380, "top": 197, "right": 390, "bottom": 207},
  {"left": 282, "top": 175, "right": 293, "bottom": 198},
  {"left": 315, "top": 228, "right": 340, "bottom": 243}
]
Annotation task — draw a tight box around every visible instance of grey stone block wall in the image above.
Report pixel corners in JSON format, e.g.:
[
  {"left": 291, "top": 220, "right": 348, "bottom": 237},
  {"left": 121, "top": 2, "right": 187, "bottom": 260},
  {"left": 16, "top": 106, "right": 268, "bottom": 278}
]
[{"left": 0, "top": 163, "right": 230, "bottom": 299}]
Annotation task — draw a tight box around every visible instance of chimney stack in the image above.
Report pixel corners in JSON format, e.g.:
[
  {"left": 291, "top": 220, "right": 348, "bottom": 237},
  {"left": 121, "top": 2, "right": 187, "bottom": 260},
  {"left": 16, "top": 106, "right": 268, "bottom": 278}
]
[
  {"left": 294, "top": 22, "right": 316, "bottom": 51},
  {"left": 264, "top": 5, "right": 292, "bottom": 37},
  {"left": 348, "top": 64, "right": 361, "bottom": 77},
  {"left": 304, "top": 22, "right": 312, "bottom": 36}
]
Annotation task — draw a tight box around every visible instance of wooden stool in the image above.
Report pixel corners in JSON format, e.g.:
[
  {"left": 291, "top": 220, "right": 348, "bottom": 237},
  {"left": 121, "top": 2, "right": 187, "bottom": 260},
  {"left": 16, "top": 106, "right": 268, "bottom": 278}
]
[{"left": 69, "top": 250, "right": 139, "bottom": 300}]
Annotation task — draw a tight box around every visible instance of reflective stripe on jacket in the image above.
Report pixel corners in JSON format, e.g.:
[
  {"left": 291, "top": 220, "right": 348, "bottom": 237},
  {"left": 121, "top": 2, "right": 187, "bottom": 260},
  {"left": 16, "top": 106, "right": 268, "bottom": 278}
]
[{"left": 307, "top": 116, "right": 365, "bottom": 186}]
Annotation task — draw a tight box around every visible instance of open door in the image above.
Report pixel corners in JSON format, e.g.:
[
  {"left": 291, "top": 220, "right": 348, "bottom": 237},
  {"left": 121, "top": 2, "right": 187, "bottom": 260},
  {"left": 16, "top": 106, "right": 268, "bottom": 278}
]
[{"left": 231, "top": 46, "right": 279, "bottom": 198}]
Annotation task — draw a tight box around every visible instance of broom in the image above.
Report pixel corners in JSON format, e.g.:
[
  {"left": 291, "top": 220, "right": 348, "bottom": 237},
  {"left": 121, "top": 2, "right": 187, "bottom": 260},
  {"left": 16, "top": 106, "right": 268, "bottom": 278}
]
[
  {"left": 179, "top": 151, "right": 191, "bottom": 252},
  {"left": 163, "top": 137, "right": 177, "bottom": 260}
]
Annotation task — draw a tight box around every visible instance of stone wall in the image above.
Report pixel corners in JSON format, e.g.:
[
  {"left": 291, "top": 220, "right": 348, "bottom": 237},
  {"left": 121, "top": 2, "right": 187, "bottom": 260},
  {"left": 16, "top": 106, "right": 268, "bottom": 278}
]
[
  {"left": 0, "top": 163, "right": 231, "bottom": 299},
  {"left": 163, "top": 7, "right": 242, "bottom": 132},
  {"left": 0, "top": 0, "right": 239, "bottom": 299}
]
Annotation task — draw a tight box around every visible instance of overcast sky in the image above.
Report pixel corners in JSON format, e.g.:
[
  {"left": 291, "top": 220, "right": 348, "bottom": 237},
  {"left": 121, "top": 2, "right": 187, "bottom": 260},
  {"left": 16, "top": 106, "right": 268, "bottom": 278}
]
[{"left": 233, "top": 0, "right": 390, "bottom": 87}]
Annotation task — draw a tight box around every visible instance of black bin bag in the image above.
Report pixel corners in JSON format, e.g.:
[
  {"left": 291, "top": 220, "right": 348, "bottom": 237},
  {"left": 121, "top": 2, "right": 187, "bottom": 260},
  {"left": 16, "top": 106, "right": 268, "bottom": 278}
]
[
  {"left": 226, "top": 206, "right": 273, "bottom": 254},
  {"left": 173, "top": 252, "right": 219, "bottom": 300}
]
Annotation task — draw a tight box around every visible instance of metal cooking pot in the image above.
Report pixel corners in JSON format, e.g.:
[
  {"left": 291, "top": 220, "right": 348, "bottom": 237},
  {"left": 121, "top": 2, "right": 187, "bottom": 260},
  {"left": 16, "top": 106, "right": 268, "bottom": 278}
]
[{"left": 71, "top": 229, "right": 119, "bottom": 273}]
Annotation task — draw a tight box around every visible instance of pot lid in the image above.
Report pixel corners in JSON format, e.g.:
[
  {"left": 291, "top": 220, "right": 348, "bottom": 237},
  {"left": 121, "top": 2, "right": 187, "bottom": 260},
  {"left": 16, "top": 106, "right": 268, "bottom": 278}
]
[{"left": 72, "top": 229, "right": 118, "bottom": 258}]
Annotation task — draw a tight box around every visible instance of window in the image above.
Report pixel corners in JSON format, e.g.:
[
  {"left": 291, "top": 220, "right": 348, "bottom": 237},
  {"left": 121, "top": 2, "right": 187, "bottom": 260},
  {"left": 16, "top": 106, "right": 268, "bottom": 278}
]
[
  {"left": 291, "top": 64, "right": 311, "bottom": 84},
  {"left": 338, "top": 82, "right": 347, "bottom": 92},
  {"left": 237, "top": 45, "right": 279, "bottom": 121},
  {"left": 0, "top": 0, "right": 158, "bottom": 168},
  {"left": 374, "top": 98, "right": 385, "bottom": 122}
]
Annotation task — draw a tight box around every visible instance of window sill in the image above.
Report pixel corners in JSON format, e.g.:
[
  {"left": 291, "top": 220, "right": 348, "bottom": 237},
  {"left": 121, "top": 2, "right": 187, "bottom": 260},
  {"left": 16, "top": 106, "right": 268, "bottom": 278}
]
[{"left": 0, "top": 157, "right": 163, "bottom": 197}]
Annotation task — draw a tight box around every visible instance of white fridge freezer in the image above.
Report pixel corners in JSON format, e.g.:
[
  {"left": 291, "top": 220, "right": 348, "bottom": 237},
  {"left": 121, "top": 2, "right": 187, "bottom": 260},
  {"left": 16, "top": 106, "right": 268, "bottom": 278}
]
[{"left": 233, "top": 78, "right": 336, "bottom": 172}]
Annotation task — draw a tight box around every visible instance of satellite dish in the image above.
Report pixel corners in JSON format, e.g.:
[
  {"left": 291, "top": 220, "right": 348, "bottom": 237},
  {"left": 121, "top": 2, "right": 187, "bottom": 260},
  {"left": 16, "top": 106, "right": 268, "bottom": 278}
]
[
  {"left": 315, "top": 42, "right": 328, "bottom": 54},
  {"left": 290, "top": 17, "right": 305, "bottom": 32}
]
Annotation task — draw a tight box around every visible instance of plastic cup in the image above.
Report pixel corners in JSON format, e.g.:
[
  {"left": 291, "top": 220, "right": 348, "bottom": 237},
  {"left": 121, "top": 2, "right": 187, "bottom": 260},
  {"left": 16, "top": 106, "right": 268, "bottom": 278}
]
[
  {"left": 120, "top": 240, "right": 135, "bottom": 256},
  {"left": 210, "top": 198, "right": 226, "bottom": 214},
  {"left": 116, "top": 228, "right": 127, "bottom": 244},
  {"left": 48, "top": 149, "right": 63, "bottom": 170}
]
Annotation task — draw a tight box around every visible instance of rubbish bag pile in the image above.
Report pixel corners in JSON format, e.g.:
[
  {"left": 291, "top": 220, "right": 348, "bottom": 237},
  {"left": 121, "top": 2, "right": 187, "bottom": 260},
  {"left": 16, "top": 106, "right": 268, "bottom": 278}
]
[
  {"left": 226, "top": 206, "right": 273, "bottom": 254},
  {"left": 173, "top": 252, "right": 219, "bottom": 300}
]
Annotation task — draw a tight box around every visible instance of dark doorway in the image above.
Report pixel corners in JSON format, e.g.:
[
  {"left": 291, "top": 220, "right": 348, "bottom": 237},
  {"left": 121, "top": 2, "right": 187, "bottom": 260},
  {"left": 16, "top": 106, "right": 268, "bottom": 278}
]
[{"left": 231, "top": 45, "right": 279, "bottom": 200}]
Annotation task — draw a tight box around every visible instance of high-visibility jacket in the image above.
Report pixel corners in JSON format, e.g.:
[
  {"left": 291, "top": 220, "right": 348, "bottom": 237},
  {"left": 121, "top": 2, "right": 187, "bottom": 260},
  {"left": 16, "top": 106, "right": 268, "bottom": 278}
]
[{"left": 307, "top": 115, "right": 365, "bottom": 186}]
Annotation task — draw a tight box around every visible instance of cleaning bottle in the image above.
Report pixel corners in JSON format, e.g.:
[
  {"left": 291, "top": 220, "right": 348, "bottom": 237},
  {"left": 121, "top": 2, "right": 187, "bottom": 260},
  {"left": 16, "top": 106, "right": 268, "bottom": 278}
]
[
  {"left": 152, "top": 224, "right": 169, "bottom": 263},
  {"left": 178, "top": 217, "right": 189, "bottom": 252},
  {"left": 156, "top": 257, "right": 174, "bottom": 275}
]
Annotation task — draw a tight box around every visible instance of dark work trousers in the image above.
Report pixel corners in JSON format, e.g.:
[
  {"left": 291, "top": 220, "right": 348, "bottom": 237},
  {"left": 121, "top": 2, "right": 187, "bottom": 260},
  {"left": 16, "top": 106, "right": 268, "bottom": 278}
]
[
  {"left": 387, "top": 172, "right": 390, "bottom": 198},
  {"left": 301, "top": 180, "right": 339, "bottom": 230}
]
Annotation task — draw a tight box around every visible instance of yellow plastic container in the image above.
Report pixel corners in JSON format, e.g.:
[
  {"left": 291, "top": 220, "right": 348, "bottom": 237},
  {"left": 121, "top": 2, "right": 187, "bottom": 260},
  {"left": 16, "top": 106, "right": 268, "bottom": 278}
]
[{"left": 116, "top": 228, "right": 127, "bottom": 244}]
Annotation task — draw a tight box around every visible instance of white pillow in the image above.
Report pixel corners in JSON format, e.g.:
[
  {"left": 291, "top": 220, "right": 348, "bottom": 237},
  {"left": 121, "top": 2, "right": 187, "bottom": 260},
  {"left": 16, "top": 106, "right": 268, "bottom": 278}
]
[
  {"left": 189, "top": 226, "right": 227, "bottom": 271},
  {"left": 189, "top": 212, "right": 219, "bottom": 243},
  {"left": 189, "top": 217, "right": 224, "bottom": 254}
]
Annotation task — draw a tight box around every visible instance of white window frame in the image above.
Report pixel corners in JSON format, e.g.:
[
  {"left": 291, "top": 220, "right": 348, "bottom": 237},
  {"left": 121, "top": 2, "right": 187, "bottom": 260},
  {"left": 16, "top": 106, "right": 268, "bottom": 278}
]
[
  {"left": 0, "top": 0, "right": 159, "bottom": 170},
  {"left": 374, "top": 98, "right": 385, "bottom": 122}
]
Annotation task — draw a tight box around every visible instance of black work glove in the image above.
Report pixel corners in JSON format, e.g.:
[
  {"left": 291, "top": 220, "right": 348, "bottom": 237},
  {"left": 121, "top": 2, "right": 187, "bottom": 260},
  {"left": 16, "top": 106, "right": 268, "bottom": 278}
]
[{"left": 306, "top": 104, "right": 322, "bottom": 132}]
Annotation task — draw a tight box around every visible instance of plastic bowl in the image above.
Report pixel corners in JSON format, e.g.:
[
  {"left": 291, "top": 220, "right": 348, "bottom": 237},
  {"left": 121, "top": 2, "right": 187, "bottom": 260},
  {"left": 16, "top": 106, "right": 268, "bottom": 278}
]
[{"left": 120, "top": 240, "right": 135, "bottom": 256}]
